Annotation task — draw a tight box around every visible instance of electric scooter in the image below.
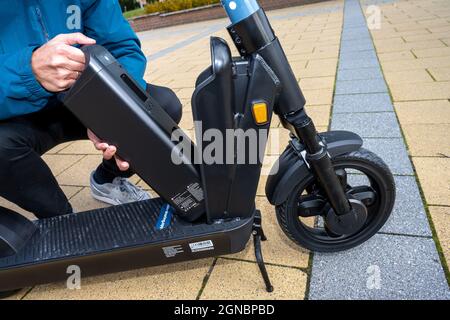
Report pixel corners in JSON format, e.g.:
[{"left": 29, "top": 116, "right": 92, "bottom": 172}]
[{"left": 0, "top": 0, "right": 395, "bottom": 298}]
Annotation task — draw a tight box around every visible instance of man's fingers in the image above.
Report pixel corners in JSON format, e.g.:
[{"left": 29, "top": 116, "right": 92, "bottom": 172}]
[
  {"left": 103, "top": 146, "right": 116, "bottom": 160},
  {"left": 55, "top": 33, "right": 96, "bottom": 46},
  {"left": 54, "top": 79, "right": 76, "bottom": 91},
  {"left": 87, "top": 129, "right": 101, "bottom": 144},
  {"left": 115, "top": 156, "right": 130, "bottom": 171},
  {"left": 61, "top": 45, "right": 86, "bottom": 64},
  {"left": 94, "top": 142, "right": 109, "bottom": 151},
  {"left": 62, "top": 60, "right": 84, "bottom": 73},
  {"left": 86, "top": 129, "right": 127, "bottom": 169}
]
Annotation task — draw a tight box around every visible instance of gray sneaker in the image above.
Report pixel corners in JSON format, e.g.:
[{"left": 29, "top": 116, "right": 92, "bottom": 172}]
[{"left": 90, "top": 172, "right": 151, "bottom": 205}]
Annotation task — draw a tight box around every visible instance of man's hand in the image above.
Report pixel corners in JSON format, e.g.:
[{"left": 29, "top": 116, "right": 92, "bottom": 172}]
[
  {"left": 31, "top": 33, "right": 96, "bottom": 92},
  {"left": 87, "top": 129, "right": 130, "bottom": 171}
]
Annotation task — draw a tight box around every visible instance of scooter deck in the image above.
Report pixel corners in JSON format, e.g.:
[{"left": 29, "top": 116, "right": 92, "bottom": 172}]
[{"left": 0, "top": 198, "right": 253, "bottom": 291}]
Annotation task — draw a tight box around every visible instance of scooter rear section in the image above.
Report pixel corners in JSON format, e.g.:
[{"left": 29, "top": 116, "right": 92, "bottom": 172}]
[{"left": 0, "top": 200, "right": 253, "bottom": 291}]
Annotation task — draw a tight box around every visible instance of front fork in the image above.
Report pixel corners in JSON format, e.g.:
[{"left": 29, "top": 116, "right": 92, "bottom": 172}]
[{"left": 283, "top": 112, "right": 352, "bottom": 216}]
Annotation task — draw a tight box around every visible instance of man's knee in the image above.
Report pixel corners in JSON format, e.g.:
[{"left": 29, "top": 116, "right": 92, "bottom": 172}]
[{"left": 146, "top": 84, "right": 182, "bottom": 124}]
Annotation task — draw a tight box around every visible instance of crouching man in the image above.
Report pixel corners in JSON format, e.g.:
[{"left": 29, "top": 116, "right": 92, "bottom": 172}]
[{"left": 0, "top": 0, "right": 182, "bottom": 218}]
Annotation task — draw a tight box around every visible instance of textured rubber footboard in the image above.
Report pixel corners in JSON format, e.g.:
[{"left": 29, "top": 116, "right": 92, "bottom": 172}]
[{"left": 0, "top": 198, "right": 244, "bottom": 269}]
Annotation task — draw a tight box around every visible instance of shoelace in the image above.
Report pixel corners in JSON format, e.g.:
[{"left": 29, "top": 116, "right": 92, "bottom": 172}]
[{"left": 114, "top": 178, "right": 148, "bottom": 201}]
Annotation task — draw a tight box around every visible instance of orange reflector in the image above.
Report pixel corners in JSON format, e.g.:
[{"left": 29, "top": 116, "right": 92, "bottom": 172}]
[{"left": 252, "top": 102, "right": 268, "bottom": 125}]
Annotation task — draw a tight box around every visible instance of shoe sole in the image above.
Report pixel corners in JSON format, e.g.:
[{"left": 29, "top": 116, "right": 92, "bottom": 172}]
[{"left": 90, "top": 191, "right": 122, "bottom": 206}]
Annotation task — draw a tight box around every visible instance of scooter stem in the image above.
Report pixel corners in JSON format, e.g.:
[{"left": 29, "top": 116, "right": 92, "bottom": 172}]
[
  {"left": 221, "top": 0, "right": 261, "bottom": 24},
  {"left": 222, "top": 0, "right": 352, "bottom": 216}
]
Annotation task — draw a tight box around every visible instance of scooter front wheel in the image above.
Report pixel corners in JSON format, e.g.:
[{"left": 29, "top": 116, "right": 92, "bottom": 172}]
[{"left": 276, "top": 148, "right": 395, "bottom": 252}]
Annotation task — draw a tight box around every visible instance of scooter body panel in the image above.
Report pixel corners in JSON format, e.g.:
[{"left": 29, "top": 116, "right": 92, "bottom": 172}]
[
  {"left": 192, "top": 37, "right": 280, "bottom": 222},
  {"left": 265, "top": 131, "right": 363, "bottom": 206}
]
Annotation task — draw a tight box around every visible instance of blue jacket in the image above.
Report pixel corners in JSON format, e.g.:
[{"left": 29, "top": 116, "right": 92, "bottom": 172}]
[{"left": 0, "top": 0, "right": 147, "bottom": 120}]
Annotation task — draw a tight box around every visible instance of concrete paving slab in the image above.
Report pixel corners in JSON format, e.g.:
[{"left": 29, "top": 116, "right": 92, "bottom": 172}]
[
  {"left": 361, "top": 138, "right": 414, "bottom": 176},
  {"left": 46, "top": 142, "right": 73, "bottom": 154},
  {"left": 331, "top": 113, "right": 401, "bottom": 138},
  {"left": 25, "top": 259, "right": 213, "bottom": 300},
  {"left": 378, "top": 51, "right": 417, "bottom": 62},
  {"left": 333, "top": 93, "right": 393, "bottom": 113},
  {"left": 299, "top": 77, "right": 335, "bottom": 90},
  {"left": 309, "top": 0, "right": 450, "bottom": 298},
  {"left": 340, "top": 40, "right": 375, "bottom": 52},
  {"left": 428, "top": 67, "right": 450, "bottom": 81},
  {"left": 304, "top": 88, "right": 334, "bottom": 105},
  {"left": 339, "top": 56, "right": 380, "bottom": 70},
  {"left": 384, "top": 69, "right": 434, "bottom": 84},
  {"left": 394, "top": 100, "right": 450, "bottom": 124},
  {"left": 69, "top": 187, "right": 109, "bottom": 212},
  {"left": 401, "top": 124, "right": 450, "bottom": 157},
  {"left": 228, "top": 197, "right": 310, "bottom": 268},
  {"left": 337, "top": 67, "right": 383, "bottom": 81},
  {"left": 341, "top": 29, "right": 371, "bottom": 41},
  {"left": 339, "top": 49, "right": 378, "bottom": 61},
  {"left": 200, "top": 259, "right": 307, "bottom": 300},
  {"left": 413, "top": 157, "right": 450, "bottom": 206},
  {"left": 305, "top": 105, "right": 332, "bottom": 127},
  {"left": 58, "top": 140, "right": 100, "bottom": 155},
  {"left": 389, "top": 82, "right": 450, "bottom": 101},
  {"left": 42, "top": 154, "right": 84, "bottom": 177},
  {"left": 2, "top": 288, "right": 31, "bottom": 300},
  {"left": 347, "top": 174, "right": 431, "bottom": 237},
  {"left": 380, "top": 56, "right": 450, "bottom": 72},
  {"left": 335, "top": 79, "right": 388, "bottom": 94},
  {"left": 56, "top": 155, "right": 102, "bottom": 187},
  {"left": 429, "top": 206, "right": 450, "bottom": 267},
  {"left": 309, "top": 234, "right": 450, "bottom": 300},
  {"left": 381, "top": 175, "right": 432, "bottom": 236}
]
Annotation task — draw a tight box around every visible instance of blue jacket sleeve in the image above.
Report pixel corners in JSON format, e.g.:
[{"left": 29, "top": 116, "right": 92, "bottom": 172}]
[
  {"left": 0, "top": 46, "right": 53, "bottom": 120},
  {"left": 82, "top": 0, "right": 147, "bottom": 89}
]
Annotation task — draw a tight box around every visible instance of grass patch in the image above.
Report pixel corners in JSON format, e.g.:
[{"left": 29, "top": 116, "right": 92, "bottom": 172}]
[
  {"left": 145, "top": 0, "right": 220, "bottom": 15},
  {"left": 123, "top": 7, "right": 146, "bottom": 19}
]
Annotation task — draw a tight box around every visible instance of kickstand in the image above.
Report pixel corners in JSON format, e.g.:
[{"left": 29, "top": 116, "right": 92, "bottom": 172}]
[{"left": 253, "top": 210, "right": 274, "bottom": 293}]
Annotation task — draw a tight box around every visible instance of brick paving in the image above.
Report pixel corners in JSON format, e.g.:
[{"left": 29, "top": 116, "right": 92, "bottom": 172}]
[
  {"left": 1, "top": 0, "right": 449, "bottom": 300},
  {"left": 309, "top": 0, "right": 449, "bottom": 299}
]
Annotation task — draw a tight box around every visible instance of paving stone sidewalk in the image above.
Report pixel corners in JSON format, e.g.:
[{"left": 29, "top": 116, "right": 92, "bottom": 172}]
[
  {"left": 309, "top": 0, "right": 449, "bottom": 300},
  {"left": 1, "top": 0, "right": 449, "bottom": 300}
]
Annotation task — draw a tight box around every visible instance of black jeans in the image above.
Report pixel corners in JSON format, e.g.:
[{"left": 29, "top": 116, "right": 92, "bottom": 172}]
[{"left": 0, "top": 84, "right": 182, "bottom": 219}]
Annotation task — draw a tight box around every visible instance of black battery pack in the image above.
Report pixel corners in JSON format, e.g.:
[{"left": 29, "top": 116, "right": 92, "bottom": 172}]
[{"left": 63, "top": 45, "right": 205, "bottom": 221}]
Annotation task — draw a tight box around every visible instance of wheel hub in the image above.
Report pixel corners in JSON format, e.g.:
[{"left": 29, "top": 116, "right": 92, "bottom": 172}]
[{"left": 324, "top": 199, "right": 368, "bottom": 235}]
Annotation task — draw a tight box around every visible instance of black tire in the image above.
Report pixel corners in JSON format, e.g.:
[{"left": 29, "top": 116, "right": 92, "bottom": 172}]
[
  {"left": 0, "top": 289, "right": 21, "bottom": 299},
  {"left": 276, "top": 148, "right": 395, "bottom": 252}
]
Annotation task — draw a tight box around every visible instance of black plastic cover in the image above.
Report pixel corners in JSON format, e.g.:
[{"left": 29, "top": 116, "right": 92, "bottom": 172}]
[
  {"left": 225, "top": 54, "right": 281, "bottom": 218},
  {"left": 191, "top": 37, "right": 236, "bottom": 221},
  {"left": 192, "top": 38, "right": 280, "bottom": 221}
]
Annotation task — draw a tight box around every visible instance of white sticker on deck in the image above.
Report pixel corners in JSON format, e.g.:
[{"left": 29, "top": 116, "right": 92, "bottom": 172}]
[{"left": 189, "top": 240, "right": 214, "bottom": 253}]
